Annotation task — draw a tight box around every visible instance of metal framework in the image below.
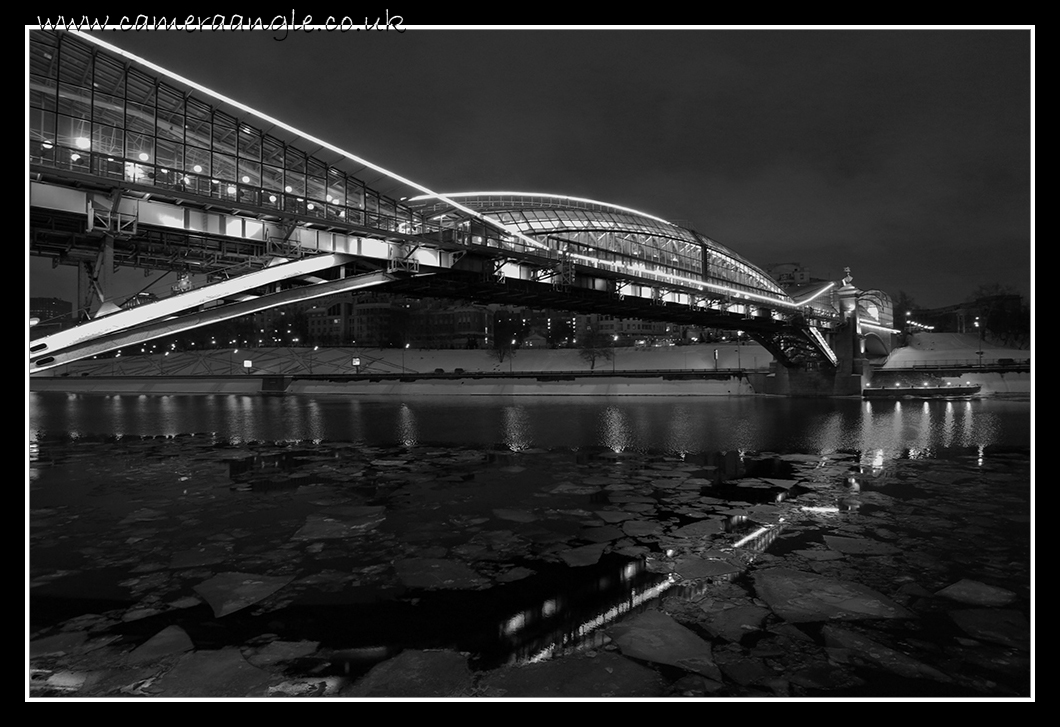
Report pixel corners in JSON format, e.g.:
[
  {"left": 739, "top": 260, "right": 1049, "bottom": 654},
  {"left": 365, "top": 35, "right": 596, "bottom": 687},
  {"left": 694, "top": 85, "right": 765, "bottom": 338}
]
[{"left": 29, "top": 29, "right": 843, "bottom": 372}]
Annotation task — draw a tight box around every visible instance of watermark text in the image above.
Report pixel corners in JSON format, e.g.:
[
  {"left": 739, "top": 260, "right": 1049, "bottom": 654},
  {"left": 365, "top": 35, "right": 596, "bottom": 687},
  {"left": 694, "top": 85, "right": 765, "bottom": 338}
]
[{"left": 37, "top": 11, "right": 405, "bottom": 40}]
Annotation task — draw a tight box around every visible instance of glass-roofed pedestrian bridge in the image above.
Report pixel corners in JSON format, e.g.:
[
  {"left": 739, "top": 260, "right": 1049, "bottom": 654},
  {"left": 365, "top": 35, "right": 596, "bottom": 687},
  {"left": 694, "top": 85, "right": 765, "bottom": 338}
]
[{"left": 29, "top": 29, "right": 849, "bottom": 372}]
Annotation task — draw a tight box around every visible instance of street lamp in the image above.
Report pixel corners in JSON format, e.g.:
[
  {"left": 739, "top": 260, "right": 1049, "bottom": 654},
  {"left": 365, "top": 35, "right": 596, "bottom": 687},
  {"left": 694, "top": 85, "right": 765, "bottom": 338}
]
[{"left": 975, "top": 317, "right": 984, "bottom": 366}]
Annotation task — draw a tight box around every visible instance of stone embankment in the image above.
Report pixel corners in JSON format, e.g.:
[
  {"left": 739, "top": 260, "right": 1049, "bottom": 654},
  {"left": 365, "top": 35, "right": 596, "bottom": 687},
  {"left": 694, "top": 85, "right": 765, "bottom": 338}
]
[{"left": 28, "top": 333, "right": 1030, "bottom": 397}]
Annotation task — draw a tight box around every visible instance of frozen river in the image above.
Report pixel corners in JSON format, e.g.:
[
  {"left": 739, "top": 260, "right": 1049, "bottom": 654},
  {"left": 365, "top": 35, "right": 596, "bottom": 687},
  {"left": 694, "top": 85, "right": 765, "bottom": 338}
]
[{"left": 28, "top": 393, "right": 1032, "bottom": 698}]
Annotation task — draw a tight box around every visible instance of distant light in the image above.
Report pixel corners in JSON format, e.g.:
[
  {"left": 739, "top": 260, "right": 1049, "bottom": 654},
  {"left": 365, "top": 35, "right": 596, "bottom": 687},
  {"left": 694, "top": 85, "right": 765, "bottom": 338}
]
[
  {"left": 138, "top": 152, "right": 149, "bottom": 161},
  {"left": 70, "top": 153, "right": 81, "bottom": 161},
  {"left": 285, "top": 185, "right": 293, "bottom": 193},
  {"left": 227, "top": 185, "right": 237, "bottom": 194},
  {"left": 193, "top": 164, "right": 203, "bottom": 173},
  {"left": 74, "top": 137, "right": 90, "bottom": 149},
  {"left": 241, "top": 175, "right": 250, "bottom": 183}
]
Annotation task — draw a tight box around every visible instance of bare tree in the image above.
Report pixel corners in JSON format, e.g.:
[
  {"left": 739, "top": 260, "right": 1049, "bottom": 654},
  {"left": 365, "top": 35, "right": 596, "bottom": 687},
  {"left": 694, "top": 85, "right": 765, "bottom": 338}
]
[
  {"left": 968, "top": 284, "right": 1025, "bottom": 347},
  {"left": 579, "top": 330, "right": 614, "bottom": 371}
]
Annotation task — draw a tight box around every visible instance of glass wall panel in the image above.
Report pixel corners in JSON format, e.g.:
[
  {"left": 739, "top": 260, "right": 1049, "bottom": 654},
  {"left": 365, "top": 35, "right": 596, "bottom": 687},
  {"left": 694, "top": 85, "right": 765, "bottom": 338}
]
[
  {"left": 262, "top": 164, "right": 284, "bottom": 193},
  {"left": 30, "top": 108, "right": 56, "bottom": 145},
  {"left": 184, "top": 98, "right": 211, "bottom": 148},
  {"left": 238, "top": 160, "right": 262, "bottom": 187},
  {"left": 286, "top": 147, "right": 306, "bottom": 174},
  {"left": 30, "top": 30, "right": 59, "bottom": 79},
  {"left": 155, "top": 138, "right": 182, "bottom": 170},
  {"left": 211, "top": 152, "right": 237, "bottom": 182},
  {"left": 156, "top": 85, "right": 185, "bottom": 142},
  {"left": 284, "top": 170, "right": 306, "bottom": 197},
  {"left": 29, "top": 75, "right": 58, "bottom": 112},
  {"left": 57, "top": 37, "right": 92, "bottom": 85},
  {"left": 212, "top": 112, "right": 237, "bottom": 155},
  {"left": 262, "top": 136, "right": 284, "bottom": 168},
  {"left": 57, "top": 82, "right": 92, "bottom": 119},
  {"left": 92, "top": 123, "right": 123, "bottom": 156},
  {"left": 238, "top": 127, "right": 262, "bottom": 162}
]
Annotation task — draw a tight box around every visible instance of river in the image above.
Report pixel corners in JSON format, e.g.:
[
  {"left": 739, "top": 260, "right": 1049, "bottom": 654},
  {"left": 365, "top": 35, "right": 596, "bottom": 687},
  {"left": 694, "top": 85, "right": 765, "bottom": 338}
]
[{"left": 28, "top": 392, "right": 1033, "bottom": 698}]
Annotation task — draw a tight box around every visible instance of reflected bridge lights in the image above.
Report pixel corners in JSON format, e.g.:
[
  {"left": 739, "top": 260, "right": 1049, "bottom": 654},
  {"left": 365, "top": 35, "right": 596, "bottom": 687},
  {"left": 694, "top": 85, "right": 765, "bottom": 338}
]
[{"left": 731, "top": 520, "right": 785, "bottom": 552}]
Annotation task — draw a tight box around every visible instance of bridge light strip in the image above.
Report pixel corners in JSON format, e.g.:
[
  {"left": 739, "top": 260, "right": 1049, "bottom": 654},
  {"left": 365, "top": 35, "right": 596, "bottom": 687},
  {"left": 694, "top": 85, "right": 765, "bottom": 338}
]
[
  {"left": 69, "top": 31, "right": 549, "bottom": 255},
  {"left": 558, "top": 249, "right": 807, "bottom": 309},
  {"left": 415, "top": 194, "right": 802, "bottom": 309},
  {"left": 861, "top": 321, "right": 901, "bottom": 335},
  {"left": 795, "top": 282, "right": 836, "bottom": 306},
  {"left": 409, "top": 191, "right": 681, "bottom": 229}
]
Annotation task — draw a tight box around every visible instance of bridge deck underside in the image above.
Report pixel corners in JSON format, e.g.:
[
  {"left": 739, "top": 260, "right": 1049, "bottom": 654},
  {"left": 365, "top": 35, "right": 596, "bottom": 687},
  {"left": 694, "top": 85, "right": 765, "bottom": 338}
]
[{"left": 378, "top": 267, "right": 792, "bottom": 334}]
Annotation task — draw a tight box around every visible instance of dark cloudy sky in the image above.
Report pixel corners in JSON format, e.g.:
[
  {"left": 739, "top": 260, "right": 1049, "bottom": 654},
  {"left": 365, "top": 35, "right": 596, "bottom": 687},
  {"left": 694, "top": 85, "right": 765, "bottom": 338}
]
[{"left": 29, "top": 26, "right": 1033, "bottom": 310}]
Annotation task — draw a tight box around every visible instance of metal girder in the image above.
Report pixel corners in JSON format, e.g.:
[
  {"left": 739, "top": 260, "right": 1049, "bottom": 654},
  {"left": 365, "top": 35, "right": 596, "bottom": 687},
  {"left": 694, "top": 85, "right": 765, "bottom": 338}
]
[
  {"left": 30, "top": 270, "right": 401, "bottom": 371},
  {"left": 30, "top": 253, "right": 356, "bottom": 368},
  {"left": 387, "top": 242, "right": 421, "bottom": 274},
  {"left": 554, "top": 252, "right": 574, "bottom": 292},
  {"left": 483, "top": 257, "right": 507, "bottom": 284},
  {"left": 750, "top": 327, "right": 837, "bottom": 369}
]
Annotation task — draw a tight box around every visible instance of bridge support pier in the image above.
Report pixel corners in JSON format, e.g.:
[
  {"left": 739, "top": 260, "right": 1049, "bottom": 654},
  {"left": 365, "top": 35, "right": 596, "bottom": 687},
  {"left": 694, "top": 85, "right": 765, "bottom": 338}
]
[
  {"left": 759, "top": 267, "right": 872, "bottom": 397},
  {"left": 759, "top": 362, "right": 866, "bottom": 397}
]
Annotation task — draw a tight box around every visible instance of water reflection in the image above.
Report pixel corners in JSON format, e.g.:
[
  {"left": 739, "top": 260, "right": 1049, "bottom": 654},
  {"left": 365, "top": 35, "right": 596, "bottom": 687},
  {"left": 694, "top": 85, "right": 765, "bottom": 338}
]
[
  {"left": 601, "top": 406, "right": 633, "bottom": 453},
  {"left": 398, "top": 403, "right": 417, "bottom": 447},
  {"left": 495, "top": 556, "right": 675, "bottom": 666},
  {"left": 28, "top": 393, "right": 1028, "bottom": 460},
  {"left": 502, "top": 405, "right": 532, "bottom": 452}
]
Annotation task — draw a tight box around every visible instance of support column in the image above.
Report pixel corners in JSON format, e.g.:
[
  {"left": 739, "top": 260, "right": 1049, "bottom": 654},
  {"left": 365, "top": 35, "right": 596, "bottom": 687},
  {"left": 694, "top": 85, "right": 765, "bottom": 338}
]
[
  {"left": 834, "top": 267, "right": 870, "bottom": 395},
  {"left": 77, "top": 235, "right": 118, "bottom": 320}
]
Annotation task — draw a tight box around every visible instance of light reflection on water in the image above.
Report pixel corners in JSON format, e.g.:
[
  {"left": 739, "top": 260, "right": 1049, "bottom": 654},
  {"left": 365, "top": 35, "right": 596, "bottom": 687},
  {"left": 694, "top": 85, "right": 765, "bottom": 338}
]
[{"left": 28, "top": 393, "right": 1028, "bottom": 461}]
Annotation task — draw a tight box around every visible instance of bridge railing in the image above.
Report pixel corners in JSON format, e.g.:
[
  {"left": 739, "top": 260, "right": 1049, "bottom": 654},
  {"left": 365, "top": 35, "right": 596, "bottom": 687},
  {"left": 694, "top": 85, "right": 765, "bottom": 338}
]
[{"left": 903, "top": 358, "right": 1030, "bottom": 369}]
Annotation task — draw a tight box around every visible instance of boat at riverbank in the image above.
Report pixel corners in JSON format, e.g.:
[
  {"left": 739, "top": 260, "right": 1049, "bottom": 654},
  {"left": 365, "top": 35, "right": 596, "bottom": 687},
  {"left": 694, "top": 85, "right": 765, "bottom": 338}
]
[{"left": 862, "top": 382, "right": 982, "bottom": 400}]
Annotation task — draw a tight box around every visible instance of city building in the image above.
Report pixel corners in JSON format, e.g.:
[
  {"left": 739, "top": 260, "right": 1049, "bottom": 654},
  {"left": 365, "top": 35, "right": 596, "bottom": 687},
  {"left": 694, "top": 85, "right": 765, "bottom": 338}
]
[{"left": 30, "top": 296, "right": 73, "bottom": 338}]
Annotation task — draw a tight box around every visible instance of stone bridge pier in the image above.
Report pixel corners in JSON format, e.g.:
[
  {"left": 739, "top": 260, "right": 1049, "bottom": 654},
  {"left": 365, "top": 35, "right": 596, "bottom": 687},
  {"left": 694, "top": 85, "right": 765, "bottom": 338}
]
[{"left": 762, "top": 269, "right": 871, "bottom": 397}]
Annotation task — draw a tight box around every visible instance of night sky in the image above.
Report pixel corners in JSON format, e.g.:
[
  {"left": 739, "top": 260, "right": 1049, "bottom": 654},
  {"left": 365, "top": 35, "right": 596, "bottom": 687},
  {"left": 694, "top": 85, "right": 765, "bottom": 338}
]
[{"left": 28, "top": 26, "right": 1033, "bottom": 311}]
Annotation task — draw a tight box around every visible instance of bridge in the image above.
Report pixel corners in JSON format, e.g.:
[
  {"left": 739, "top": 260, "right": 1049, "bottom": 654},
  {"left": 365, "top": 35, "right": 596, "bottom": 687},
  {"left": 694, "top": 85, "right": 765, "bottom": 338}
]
[{"left": 28, "top": 29, "right": 894, "bottom": 391}]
